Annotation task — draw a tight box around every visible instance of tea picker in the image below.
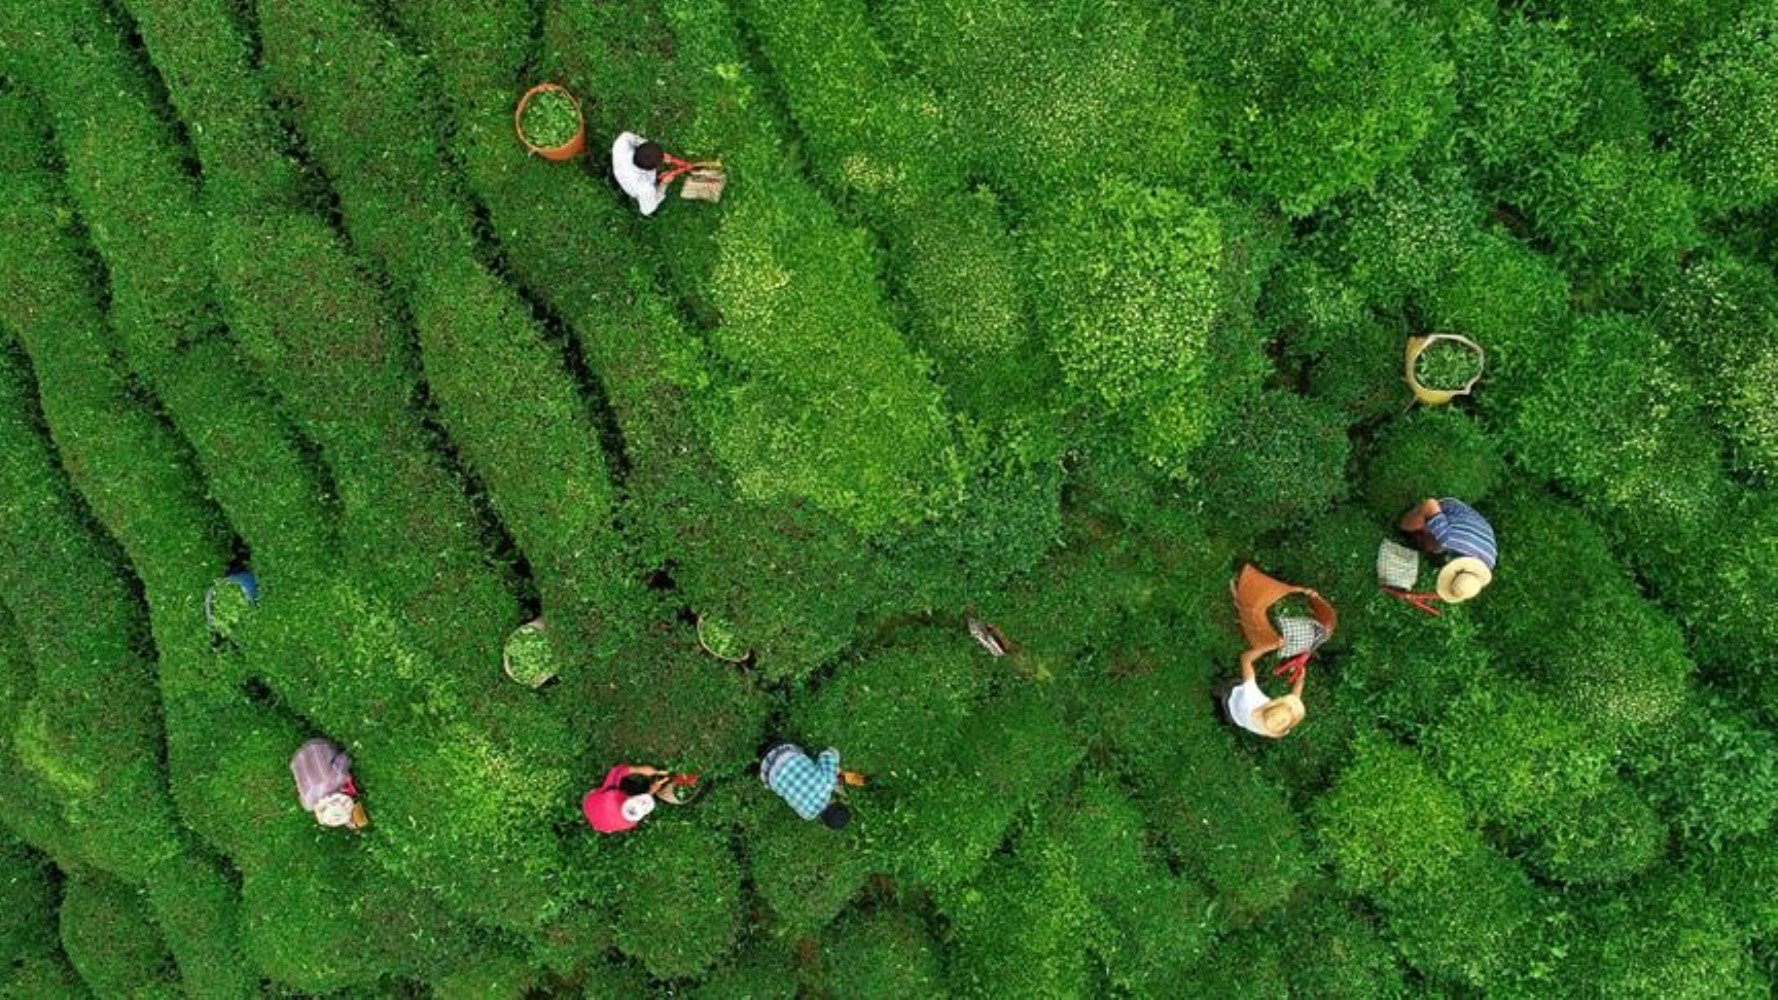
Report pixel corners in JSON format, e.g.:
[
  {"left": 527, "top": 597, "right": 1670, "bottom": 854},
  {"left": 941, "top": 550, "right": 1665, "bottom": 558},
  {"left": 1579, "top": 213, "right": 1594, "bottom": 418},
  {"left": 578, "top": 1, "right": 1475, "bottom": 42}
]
[
  {"left": 612, "top": 131, "right": 725, "bottom": 216},
  {"left": 290, "top": 737, "right": 369, "bottom": 831},
  {"left": 1220, "top": 564, "right": 1338, "bottom": 739},
  {"left": 583, "top": 763, "right": 688, "bottom": 834},
  {"left": 759, "top": 739, "right": 862, "bottom": 830},
  {"left": 1385, "top": 497, "right": 1497, "bottom": 613}
]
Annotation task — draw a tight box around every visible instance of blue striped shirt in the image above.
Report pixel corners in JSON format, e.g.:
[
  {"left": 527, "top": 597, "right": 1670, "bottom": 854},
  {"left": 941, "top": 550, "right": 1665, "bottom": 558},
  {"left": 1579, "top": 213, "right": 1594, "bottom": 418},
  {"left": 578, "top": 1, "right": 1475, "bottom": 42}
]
[
  {"left": 761, "top": 744, "right": 839, "bottom": 821},
  {"left": 1427, "top": 498, "right": 1497, "bottom": 569}
]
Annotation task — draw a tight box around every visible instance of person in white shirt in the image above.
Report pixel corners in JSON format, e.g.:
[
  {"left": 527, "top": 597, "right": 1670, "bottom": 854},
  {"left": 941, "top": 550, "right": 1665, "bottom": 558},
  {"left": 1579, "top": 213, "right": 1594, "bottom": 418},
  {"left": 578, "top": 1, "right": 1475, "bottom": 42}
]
[
  {"left": 612, "top": 132, "right": 668, "bottom": 216},
  {"left": 1222, "top": 646, "right": 1306, "bottom": 739}
]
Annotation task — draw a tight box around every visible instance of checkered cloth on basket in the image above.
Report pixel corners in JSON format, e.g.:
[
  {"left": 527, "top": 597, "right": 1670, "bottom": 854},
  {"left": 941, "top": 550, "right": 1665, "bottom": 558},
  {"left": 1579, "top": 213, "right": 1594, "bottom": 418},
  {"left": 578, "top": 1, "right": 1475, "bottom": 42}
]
[
  {"left": 1377, "top": 538, "right": 1421, "bottom": 591},
  {"left": 1277, "top": 616, "right": 1329, "bottom": 659}
]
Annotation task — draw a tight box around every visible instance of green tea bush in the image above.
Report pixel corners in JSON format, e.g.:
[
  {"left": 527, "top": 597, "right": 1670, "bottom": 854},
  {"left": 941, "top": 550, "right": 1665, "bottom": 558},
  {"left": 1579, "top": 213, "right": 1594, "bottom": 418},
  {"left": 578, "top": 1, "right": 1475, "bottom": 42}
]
[
  {"left": 1080, "top": 664, "right": 1310, "bottom": 917},
  {"left": 1027, "top": 184, "right": 1257, "bottom": 475},
  {"left": 1696, "top": 833, "right": 1778, "bottom": 940},
  {"left": 1317, "top": 737, "right": 1544, "bottom": 990},
  {"left": 1632, "top": 694, "right": 1778, "bottom": 849},
  {"left": 0, "top": 352, "right": 182, "bottom": 883},
  {"left": 1450, "top": 14, "right": 1587, "bottom": 180},
  {"left": 1270, "top": 889, "right": 1409, "bottom": 999},
  {"left": 705, "top": 188, "right": 962, "bottom": 532},
  {"left": 881, "top": 686, "right": 1082, "bottom": 894},
  {"left": 886, "top": 190, "right": 1051, "bottom": 423},
  {"left": 0, "top": 836, "right": 59, "bottom": 965},
  {"left": 0, "top": 97, "right": 234, "bottom": 601},
  {"left": 1337, "top": 601, "right": 1499, "bottom": 737},
  {"left": 1191, "top": 390, "right": 1352, "bottom": 541},
  {"left": 1316, "top": 162, "right": 1482, "bottom": 307},
  {"left": 1472, "top": 490, "right": 1694, "bottom": 740},
  {"left": 790, "top": 629, "right": 991, "bottom": 779},
  {"left": 872, "top": 456, "right": 1065, "bottom": 610},
  {"left": 1567, "top": 870, "right": 1770, "bottom": 998},
  {"left": 1429, "top": 684, "right": 1615, "bottom": 828},
  {"left": 609, "top": 820, "right": 743, "bottom": 981},
  {"left": 1265, "top": 257, "right": 1408, "bottom": 421},
  {"left": 1677, "top": 9, "right": 1778, "bottom": 212},
  {"left": 1361, "top": 408, "right": 1505, "bottom": 521},
  {"left": 1037, "top": 777, "right": 1217, "bottom": 990},
  {"left": 2, "top": 954, "right": 87, "bottom": 997},
  {"left": 870, "top": 0, "right": 1214, "bottom": 199},
  {"left": 741, "top": 799, "right": 872, "bottom": 936},
  {"left": 207, "top": 211, "right": 523, "bottom": 678},
  {"left": 255, "top": 0, "right": 629, "bottom": 638},
  {"left": 816, "top": 907, "right": 946, "bottom": 998},
  {"left": 640, "top": 0, "right": 965, "bottom": 535},
  {"left": 417, "top": 0, "right": 891, "bottom": 691},
  {"left": 2, "top": 2, "right": 339, "bottom": 571},
  {"left": 1544, "top": 0, "right": 1750, "bottom": 70},
  {"left": 734, "top": 0, "right": 951, "bottom": 210},
  {"left": 1422, "top": 233, "right": 1574, "bottom": 395},
  {"left": 1429, "top": 679, "right": 1668, "bottom": 888},
  {"left": 685, "top": 939, "right": 799, "bottom": 1000},
  {"left": 1628, "top": 490, "right": 1778, "bottom": 710},
  {"left": 1522, "top": 779, "right": 1667, "bottom": 886},
  {"left": 1509, "top": 314, "right": 1720, "bottom": 530},
  {"left": 1178, "top": 0, "right": 1455, "bottom": 214},
  {"left": 1515, "top": 141, "right": 1699, "bottom": 282},
  {"left": 941, "top": 841, "right": 1091, "bottom": 999},
  {"left": 57, "top": 870, "right": 180, "bottom": 998},
  {"left": 1175, "top": 925, "right": 1289, "bottom": 996},
  {"left": 1653, "top": 253, "right": 1778, "bottom": 482}
]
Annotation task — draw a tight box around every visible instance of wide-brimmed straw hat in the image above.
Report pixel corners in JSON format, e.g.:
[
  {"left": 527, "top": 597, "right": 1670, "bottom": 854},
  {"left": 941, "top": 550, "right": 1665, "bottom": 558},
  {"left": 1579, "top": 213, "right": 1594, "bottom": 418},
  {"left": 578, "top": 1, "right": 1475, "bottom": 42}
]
[
  {"left": 621, "top": 794, "right": 657, "bottom": 824},
  {"left": 314, "top": 793, "right": 356, "bottom": 828},
  {"left": 1255, "top": 695, "right": 1305, "bottom": 738},
  {"left": 1437, "top": 557, "right": 1493, "bottom": 603}
]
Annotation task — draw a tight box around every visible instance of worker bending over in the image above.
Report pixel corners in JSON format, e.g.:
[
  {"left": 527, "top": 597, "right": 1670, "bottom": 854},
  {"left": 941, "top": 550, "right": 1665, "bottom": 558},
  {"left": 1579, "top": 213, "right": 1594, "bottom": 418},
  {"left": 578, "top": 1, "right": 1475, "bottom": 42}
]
[
  {"left": 584, "top": 762, "right": 669, "bottom": 834},
  {"left": 290, "top": 737, "right": 368, "bottom": 831},
  {"left": 760, "top": 740, "right": 858, "bottom": 830},
  {"left": 1221, "top": 646, "right": 1307, "bottom": 739},
  {"left": 612, "top": 132, "right": 668, "bottom": 215},
  {"left": 1399, "top": 496, "right": 1497, "bottom": 603}
]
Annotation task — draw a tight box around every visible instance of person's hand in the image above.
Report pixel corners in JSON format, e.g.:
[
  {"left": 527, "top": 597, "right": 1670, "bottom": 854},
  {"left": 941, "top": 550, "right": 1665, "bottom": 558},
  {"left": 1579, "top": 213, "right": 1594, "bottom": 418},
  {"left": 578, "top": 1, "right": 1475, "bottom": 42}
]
[
  {"left": 1400, "top": 498, "right": 1440, "bottom": 532},
  {"left": 649, "top": 776, "right": 671, "bottom": 795},
  {"left": 632, "top": 765, "right": 663, "bottom": 777}
]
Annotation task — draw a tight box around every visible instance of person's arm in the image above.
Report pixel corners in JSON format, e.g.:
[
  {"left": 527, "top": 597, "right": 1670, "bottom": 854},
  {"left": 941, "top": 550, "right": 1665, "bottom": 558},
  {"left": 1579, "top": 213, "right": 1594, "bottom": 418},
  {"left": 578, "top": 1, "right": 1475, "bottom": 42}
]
[
  {"left": 817, "top": 748, "right": 841, "bottom": 788},
  {"left": 1239, "top": 647, "right": 1263, "bottom": 683},
  {"left": 629, "top": 764, "right": 663, "bottom": 777},
  {"left": 599, "top": 764, "right": 631, "bottom": 791},
  {"left": 1399, "top": 498, "right": 1441, "bottom": 532},
  {"left": 1290, "top": 669, "right": 1307, "bottom": 698}
]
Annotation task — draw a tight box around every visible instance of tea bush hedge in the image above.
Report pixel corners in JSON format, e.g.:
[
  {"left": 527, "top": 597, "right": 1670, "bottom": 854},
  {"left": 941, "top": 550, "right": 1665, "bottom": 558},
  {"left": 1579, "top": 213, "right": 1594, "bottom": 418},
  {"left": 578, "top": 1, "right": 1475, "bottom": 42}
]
[{"left": 0, "top": 0, "right": 1774, "bottom": 993}]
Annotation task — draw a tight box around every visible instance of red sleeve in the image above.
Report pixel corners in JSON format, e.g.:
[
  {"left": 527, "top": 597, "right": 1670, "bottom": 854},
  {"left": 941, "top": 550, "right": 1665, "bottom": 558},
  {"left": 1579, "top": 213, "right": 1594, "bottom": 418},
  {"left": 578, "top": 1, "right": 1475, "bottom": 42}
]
[{"left": 599, "top": 765, "right": 631, "bottom": 792}]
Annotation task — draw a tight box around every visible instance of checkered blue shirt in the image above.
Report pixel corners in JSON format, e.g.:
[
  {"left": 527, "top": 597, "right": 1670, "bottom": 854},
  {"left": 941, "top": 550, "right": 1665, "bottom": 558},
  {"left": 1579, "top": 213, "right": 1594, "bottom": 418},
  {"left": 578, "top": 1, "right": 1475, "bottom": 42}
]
[
  {"left": 761, "top": 744, "right": 839, "bottom": 821},
  {"left": 1427, "top": 497, "right": 1498, "bottom": 569}
]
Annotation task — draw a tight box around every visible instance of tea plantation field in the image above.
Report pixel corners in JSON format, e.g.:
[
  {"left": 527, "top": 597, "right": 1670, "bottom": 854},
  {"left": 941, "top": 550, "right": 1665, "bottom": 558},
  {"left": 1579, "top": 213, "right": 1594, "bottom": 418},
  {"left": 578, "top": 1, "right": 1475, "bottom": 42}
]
[{"left": 2, "top": 0, "right": 1776, "bottom": 995}]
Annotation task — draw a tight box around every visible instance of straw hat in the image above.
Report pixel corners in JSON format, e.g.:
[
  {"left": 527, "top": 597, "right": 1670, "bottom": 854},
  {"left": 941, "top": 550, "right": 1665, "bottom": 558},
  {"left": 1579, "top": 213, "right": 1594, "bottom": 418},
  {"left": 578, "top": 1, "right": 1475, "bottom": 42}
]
[
  {"left": 1437, "top": 557, "right": 1493, "bottom": 603},
  {"left": 314, "top": 793, "right": 356, "bottom": 828},
  {"left": 1255, "top": 695, "right": 1306, "bottom": 738},
  {"left": 621, "top": 794, "right": 657, "bottom": 824}
]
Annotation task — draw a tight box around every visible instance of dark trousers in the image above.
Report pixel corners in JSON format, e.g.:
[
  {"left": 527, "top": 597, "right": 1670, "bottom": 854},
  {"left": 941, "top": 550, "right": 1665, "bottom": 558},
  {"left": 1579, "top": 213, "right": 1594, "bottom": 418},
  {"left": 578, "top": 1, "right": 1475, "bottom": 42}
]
[{"left": 1210, "top": 678, "right": 1238, "bottom": 726}]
